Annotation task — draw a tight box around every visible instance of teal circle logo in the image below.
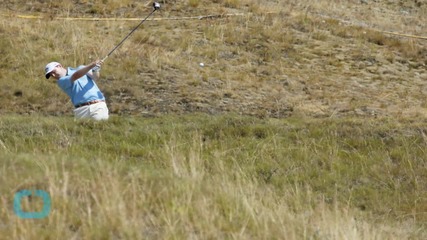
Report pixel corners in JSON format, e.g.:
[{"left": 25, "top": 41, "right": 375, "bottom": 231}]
[{"left": 13, "top": 190, "right": 51, "bottom": 219}]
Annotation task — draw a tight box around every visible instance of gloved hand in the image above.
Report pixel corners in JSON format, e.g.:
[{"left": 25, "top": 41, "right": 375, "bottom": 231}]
[{"left": 92, "top": 65, "right": 101, "bottom": 72}]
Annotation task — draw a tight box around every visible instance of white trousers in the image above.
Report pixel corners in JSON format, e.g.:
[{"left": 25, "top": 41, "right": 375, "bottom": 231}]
[{"left": 73, "top": 102, "right": 109, "bottom": 120}]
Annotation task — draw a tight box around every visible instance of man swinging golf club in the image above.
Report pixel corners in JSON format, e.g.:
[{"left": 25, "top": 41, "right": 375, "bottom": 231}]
[
  {"left": 43, "top": 2, "right": 161, "bottom": 120},
  {"left": 44, "top": 60, "right": 109, "bottom": 121}
]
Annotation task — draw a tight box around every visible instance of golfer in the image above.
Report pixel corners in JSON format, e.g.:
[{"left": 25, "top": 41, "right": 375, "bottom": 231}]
[{"left": 44, "top": 60, "right": 109, "bottom": 120}]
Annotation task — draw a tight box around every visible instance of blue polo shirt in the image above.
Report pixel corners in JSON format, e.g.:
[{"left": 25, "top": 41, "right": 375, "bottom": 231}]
[{"left": 57, "top": 66, "right": 105, "bottom": 107}]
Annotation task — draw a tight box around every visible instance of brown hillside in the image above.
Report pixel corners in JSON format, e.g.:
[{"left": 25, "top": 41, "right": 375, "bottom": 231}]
[{"left": 1, "top": 0, "right": 426, "bottom": 118}]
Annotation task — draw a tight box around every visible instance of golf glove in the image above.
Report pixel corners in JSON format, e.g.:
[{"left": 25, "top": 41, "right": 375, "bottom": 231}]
[{"left": 92, "top": 65, "right": 101, "bottom": 72}]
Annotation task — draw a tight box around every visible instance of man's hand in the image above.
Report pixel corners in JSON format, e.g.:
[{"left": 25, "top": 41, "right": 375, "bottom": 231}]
[
  {"left": 92, "top": 65, "right": 101, "bottom": 72},
  {"left": 71, "top": 60, "right": 104, "bottom": 83},
  {"left": 92, "top": 60, "right": 103, "bottom": 72}
]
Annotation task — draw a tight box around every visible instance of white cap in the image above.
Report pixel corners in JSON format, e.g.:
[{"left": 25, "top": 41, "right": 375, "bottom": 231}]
[{"left": 45, "top": 62, "right": 60, "bottom": 79}]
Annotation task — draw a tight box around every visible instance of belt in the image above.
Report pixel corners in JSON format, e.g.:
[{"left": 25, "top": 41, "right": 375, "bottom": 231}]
[{"left": 75, "top": 100, "right": 104, "bottom": 108}]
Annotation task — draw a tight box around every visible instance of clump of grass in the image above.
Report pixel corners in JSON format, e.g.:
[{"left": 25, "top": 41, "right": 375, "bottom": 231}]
[
  {"left": 223, "top": 0, "right": 240, "bottom": 8},
  {"left": 188, "top": 0, "right": 200, "bottom": 8}
]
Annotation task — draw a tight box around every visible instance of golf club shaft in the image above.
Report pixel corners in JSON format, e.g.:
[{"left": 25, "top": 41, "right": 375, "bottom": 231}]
[{"left": 102, "top": 8, "right": 157, "bottom": 62}]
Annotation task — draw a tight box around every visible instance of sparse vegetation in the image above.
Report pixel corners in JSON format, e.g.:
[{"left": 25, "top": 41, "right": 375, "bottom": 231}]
[
  {"left": 1, "top": 0, "right": 426, "bottom": 117},
  {"left": 1, "top": 0, "right": 427, "bottom": 239}
]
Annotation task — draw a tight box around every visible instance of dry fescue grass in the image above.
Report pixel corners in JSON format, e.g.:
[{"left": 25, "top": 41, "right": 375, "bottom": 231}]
[
  {"left": 1, "top": 0, "right": 426, "bottom": 118},
  {"left": 1, "top": 2, "right": 427, "bottom": 239},
  {"left": 1, "top": 115, "right": 426, "bottom": 239}
]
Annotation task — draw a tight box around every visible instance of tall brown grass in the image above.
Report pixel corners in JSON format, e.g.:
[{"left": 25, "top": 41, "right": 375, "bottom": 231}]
[{"left": 1, "top": 115, "right": 426, "bottom": 239}]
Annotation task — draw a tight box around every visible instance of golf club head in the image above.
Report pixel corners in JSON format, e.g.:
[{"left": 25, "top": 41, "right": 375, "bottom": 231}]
[{"left": 153, "top": 2, "right": 161, "bottom": 10}]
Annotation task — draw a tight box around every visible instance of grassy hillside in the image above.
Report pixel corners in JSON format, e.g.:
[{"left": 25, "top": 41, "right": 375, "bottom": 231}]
[
  {"left": 0, "top": 0, "right": 426, "bottom": 117},
  {"left": 0, "top": 115, "right": 426, "bottom": 239},
  {"left": 1, "top": 0, "right": 427, "bottom": 239}
]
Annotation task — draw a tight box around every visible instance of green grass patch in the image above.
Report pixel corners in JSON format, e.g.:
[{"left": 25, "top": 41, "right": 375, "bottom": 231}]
[{"left": 0, "top": 114, "right": 426, "bottom": 239}]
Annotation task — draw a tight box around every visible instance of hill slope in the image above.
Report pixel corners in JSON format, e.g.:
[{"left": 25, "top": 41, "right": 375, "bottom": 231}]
[{"left": 0, "top": 0, "right": 426, "bottom": 118}]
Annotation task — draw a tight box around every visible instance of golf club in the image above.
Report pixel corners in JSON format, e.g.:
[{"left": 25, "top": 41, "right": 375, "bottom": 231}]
[{"left": 101, "top": 2, "right": 161, "bottom": 63}]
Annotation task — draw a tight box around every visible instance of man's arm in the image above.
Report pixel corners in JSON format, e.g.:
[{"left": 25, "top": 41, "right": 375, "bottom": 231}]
[{"left": 70, "top": 60, "right": 103, "bottom": 82}]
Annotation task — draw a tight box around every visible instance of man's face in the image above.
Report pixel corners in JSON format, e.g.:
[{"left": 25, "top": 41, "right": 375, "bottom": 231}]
[{"left": 49, "top": 65, "right": 66, "bottom": 80}]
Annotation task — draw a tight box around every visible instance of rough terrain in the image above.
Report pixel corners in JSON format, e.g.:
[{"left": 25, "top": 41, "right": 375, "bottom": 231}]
[{"left": 1, "top": 0, "right": 426, "bottom": 118}]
